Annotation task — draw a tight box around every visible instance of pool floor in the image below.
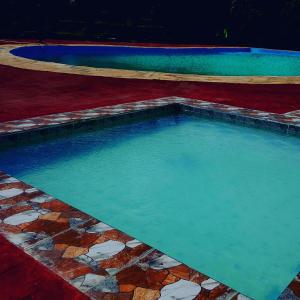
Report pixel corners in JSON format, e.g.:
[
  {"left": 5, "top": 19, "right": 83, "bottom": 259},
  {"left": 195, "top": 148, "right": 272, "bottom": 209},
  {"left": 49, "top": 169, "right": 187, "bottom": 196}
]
[{"left": 1, "top": 113, "right": 300, "bottom": 299}]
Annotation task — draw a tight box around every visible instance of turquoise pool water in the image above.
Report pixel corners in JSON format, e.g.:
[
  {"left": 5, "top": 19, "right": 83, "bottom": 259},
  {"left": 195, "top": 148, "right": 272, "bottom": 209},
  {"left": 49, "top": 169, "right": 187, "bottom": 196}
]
[
  {"left": 11, "top": 46, "right": 300, "bottom": 76},
  {"left": 1, "top": 113, "right": 300, "bottom": 299}
]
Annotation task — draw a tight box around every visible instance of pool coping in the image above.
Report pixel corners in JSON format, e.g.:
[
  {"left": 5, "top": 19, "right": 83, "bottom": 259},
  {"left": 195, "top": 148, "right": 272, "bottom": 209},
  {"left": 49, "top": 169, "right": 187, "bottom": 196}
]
[
  {"left": 1, "top": 43, "right": 300, "bottom": 84},
  {"left": 1, "top": 96, "right": 300, "bottom": 299}
]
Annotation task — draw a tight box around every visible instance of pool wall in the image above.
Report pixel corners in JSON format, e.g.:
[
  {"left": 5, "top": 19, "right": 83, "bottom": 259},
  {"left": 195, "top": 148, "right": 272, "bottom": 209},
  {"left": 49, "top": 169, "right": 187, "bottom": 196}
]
[
  {"left": 10, "top": 45, "right": 252, "bottom": 59},
  {"left": 1, "top": 97, "right": 300, "bottom": 299},
  {"left": 2, "top": 97, "right": 300, "bottom": 145}
]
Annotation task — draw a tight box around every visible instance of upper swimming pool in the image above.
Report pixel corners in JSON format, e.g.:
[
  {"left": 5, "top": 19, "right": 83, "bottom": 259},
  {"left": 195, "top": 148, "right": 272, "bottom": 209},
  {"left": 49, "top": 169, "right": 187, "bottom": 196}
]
[{"left": 11, "top": 45, "right": 300, "bottom": 77}]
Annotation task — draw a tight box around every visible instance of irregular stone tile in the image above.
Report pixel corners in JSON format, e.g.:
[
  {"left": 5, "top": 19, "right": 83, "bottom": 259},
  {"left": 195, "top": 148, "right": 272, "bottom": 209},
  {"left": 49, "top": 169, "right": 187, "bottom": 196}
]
[
  {"left": 51, "top": 117, "right": 71, "bottom": 122},
  {"left": 60, "top": 208, "right": 91, "bottom": 223},
  {"left": 83, "top": 240, "right": 125, "bottom": 261},
  {"left": 55, "top": 243, "right": 69, "bottom": 251},
  {"left": 201, "top": 278, "right": 220, "bottom": 290},
  {"left": 75, "top": 253, "right": 100, "bottom": 271},
  {"left": 0, "top": 193, "right": 41, "bottom": 209},
  {"left": 126, "top": 239, "right": 143, "bottom": 248},
  {"left": 2, "top": 231, "right": 49, "bottom": 248},
  {"left": 0, "top": 188, "right": 23, "bottom": 199},
  {"left": 25, "top": 187, "right": 39, "bottom": 194},
  {"left": 53, "top": 229, "right": 99, "bottom": 248},
  {"left": 30, "top": 194, "right": 54, "bottom": 203},
  {"left": 147, "top": 254, "right": 181, "bottom": 270},
  {"left": 0, "top": 198, "right": 16, "bottom": 208},
  {"left": 0, "top": 177, "right": 18, "bottom": 184},
  {"left": 39, "top": 212, "right": 61, "bottom": 221},
  {"left": 0, "top": 203, "right": 14, "bottom": 210},
  {"left": 0, "top": 204, "right": 32, "bottom": 219},
  {"left": 40, "top": 199, "right": 76, "bottom": 212},
  {"left": 116, "top": 265, "right": 164, "bottom": 290},
  {"left": 22, "top": 218, "right": 72, "bottom": 236},
  {"left": 99, "top": 243, "right": 151, "bottom": 270},
  {"left": 189, "top": 271, "right": 209, "bottom": 285},
  {"left": 169, "top": 265, "right": 192, "bottom": 281},
  {"left": 86, "top": 222, "right": 113, "bottom": 233},
  {"left": 0, "top": 223, "right": 22, "bottom": 234},
  {"left": 106, "top": 229, "right": 134, "bottom": 242},
  {"left": 133, "top": 287, "right": 160, "bottom": 300},
  {"left": 14, "top": 122, "right": 36, "bottom": 128},
  {"left": 120, "top": 284, "right": 136, "bottom": 293},
  {"left": 72, "top": 273, "right": 106, "bottom": 292},
  {"left": 89, "top": 275, "right": 119, "bottom": 293},
  {"left": 162, "top": 274, "right": 178, "bottom": 286},
  {"left": 33, "top": 238, "right": 54, "bottom": 251},
  {"left": 159, "top": 279, "right": 201, "bottom": 300},
  {"left": 69, "top": 217, "right": 89, "bottom": 228},
  {"left": 62, "top": 263, "right": 93, "bottom": 280},
  {"left": 63, "top": 246, "right": 88, "bottom": 258},
  {"left": 195, "top": 279, "right": 232, "bottom": 299},
  {"left": 3, "top": 209, "right": 46, "bottom": 225},
  {"left": 145, "top": 268, "right": 170, "bottom": 290}
]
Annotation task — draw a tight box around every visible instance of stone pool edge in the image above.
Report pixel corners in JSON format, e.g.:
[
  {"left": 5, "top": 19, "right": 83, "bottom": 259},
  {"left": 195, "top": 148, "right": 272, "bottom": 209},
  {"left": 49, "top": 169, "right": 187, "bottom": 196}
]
[{"left": 0, "top": 96, "right": 299, "bottom": 299}]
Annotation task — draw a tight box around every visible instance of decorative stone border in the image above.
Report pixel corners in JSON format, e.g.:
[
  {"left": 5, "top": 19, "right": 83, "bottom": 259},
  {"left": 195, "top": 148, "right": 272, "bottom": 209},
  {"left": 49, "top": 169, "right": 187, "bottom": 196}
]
[
  {"left": 1, "top": 97, "right": 300, "bottom": 299},
  {"left": 1, "top": 44, "right": 300, "bottom": 84},
  {"left": 1, "top": 97, "right": 300, "bottom": 139}
]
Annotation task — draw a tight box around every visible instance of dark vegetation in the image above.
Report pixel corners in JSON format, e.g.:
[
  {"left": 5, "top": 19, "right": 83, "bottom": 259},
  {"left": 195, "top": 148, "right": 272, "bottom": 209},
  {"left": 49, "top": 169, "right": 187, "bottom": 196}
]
[{"left": 1, "top": 0, "right": 300, "bottom": 50}]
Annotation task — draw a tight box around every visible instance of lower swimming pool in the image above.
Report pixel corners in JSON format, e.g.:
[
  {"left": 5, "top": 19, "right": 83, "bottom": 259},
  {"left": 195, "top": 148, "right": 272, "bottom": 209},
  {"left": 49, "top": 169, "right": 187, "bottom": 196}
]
[{"left": 1, "top": 111, "right": 300, "bottom": 299}]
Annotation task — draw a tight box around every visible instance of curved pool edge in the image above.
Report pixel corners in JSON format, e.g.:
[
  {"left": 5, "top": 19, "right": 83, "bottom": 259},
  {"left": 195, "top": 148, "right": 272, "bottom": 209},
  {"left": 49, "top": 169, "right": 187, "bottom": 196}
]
[{"left": 2, "top": 43, "right": 300, "bottom": 84}]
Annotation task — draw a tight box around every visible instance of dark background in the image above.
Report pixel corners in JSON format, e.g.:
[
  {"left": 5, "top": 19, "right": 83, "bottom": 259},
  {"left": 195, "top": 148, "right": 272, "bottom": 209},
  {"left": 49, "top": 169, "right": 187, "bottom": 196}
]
[{"left": 1, "top": 0, "right": 300, "bottom": 50}]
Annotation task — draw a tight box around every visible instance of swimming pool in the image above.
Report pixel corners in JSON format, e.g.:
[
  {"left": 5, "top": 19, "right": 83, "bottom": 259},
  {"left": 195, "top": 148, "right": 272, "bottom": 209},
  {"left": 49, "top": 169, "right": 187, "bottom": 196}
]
[
  {"left": 1, "top": 104, "right": 300, "bottom": 300},
  {"left": 11, "top": 45, "right": 300, "bottom": 77}
]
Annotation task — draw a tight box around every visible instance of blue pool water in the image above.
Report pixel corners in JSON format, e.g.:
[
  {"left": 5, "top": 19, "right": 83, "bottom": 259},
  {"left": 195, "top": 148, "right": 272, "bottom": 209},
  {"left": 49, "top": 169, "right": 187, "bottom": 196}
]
[
  {"left": 11, "top": 45, "right": 300, "bottom": 76},
  {"left": 1, "top": 114, "right": 300, "bottom": 299}
]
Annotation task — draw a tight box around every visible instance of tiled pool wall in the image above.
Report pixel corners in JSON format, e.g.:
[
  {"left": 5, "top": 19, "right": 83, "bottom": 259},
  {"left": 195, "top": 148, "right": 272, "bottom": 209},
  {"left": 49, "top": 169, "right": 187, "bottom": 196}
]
[
  {"left": 0, "top": 104, "right": 181, "bottom": 148},
  {"left": 1, "top": 97, "right": 300, "bottom": 299},
  {"left": 2, "top": 97, "right": 300, "bottom": 142}
]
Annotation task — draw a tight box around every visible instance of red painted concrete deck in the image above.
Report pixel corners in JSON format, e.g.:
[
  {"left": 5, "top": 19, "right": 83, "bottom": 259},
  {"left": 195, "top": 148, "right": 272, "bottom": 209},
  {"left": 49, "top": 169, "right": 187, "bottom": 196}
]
[
  {"left": 1, "top": 64, "right": 300, "bottom": 122},
  {"left": 0, "top": 235, "right": 89, "bottom": 300}
]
